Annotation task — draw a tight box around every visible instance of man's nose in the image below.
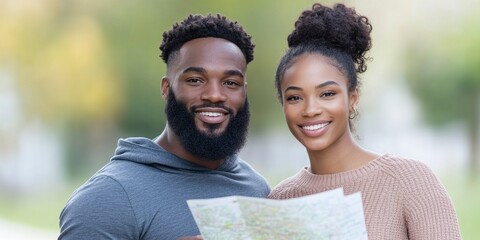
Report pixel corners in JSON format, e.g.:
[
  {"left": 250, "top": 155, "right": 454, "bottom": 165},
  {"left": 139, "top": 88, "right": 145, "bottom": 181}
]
[{"left": 201, "top": 82, "right": 227, "bottom": 103}]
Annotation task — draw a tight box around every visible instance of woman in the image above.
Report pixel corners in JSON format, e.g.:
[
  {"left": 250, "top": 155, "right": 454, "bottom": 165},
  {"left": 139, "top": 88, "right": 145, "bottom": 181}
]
[{"left": 268, "top": 3, "right": 461, "bottom": 239}]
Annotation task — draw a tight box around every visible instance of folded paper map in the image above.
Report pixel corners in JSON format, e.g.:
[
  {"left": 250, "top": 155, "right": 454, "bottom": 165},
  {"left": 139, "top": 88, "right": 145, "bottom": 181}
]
[{"left": 187, "top": 188, "right": 367, "bottom": 240}]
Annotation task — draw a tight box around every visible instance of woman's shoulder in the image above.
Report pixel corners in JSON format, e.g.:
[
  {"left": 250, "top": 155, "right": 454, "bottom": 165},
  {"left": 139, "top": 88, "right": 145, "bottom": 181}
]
[
  {"left": 376, "top": 154, "right": 444, "bottom": 193},
  {"left": 376, "top": 154, "right": 435, "bottom": 176}
]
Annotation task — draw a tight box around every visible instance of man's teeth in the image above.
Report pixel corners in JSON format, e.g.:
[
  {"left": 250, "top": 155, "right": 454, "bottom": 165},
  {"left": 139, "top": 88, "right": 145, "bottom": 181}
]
[
  {"left": 303, "top": 122, "right": 330, "bottom": 131},
  {"left": 199, "top": 112, "right": 223, "bottom": 117}
]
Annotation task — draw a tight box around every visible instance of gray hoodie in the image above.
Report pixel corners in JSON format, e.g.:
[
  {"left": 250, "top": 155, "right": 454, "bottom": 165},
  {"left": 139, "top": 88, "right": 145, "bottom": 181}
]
[{"left": 59, "top": 137, "right": 270, "bottom": 239}]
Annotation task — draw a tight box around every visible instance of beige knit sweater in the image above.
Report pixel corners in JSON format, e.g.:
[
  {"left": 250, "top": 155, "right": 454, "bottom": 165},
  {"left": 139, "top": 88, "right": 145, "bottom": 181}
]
[{"left": 268, "top": 154, "right": 461, "bottom": 239}]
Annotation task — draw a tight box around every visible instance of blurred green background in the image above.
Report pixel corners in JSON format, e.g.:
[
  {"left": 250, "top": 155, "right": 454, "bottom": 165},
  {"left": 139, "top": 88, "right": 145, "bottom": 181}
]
[{"left": 1, "top": 0, "right": 479, "bottom": 239}]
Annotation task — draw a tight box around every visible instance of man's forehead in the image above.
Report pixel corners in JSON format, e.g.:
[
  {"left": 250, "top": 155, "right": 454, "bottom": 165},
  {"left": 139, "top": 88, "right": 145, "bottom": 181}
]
[
  {"left": 169, "top": 37, "right": 247, "bottom": 74},
  {"left": 182, "top": 38, "right": 244, "bottom": 59}
]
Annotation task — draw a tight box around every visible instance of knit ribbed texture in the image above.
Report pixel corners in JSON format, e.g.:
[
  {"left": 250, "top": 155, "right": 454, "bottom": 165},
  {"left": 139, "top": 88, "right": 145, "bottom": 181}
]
[{"left": 268, "top": 154, "right": 461, "bottom": 239}]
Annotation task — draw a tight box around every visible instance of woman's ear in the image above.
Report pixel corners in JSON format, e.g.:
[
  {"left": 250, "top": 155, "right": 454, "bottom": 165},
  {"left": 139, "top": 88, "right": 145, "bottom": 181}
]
[
  {"left": 349, "top": 89, "right": 359, "bottom": 111},
  {"left": 161, "top": 77, "right": 170, "bottom": 100}
]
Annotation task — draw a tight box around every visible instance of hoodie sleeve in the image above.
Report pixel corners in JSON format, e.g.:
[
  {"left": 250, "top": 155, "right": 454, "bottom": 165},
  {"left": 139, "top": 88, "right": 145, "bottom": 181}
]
[{"left": 59, "top": 175, "right": 140, "bottom": 239}]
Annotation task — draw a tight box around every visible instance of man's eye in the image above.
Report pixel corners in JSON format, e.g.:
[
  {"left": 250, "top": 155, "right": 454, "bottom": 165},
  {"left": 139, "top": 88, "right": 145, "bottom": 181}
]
[
  {"left": 224, "top": 80, "right": 240, "bottom": 86},
  {"left": 187, "top": 78, "right": 202, "bottom": 83},
  {"left": 223, "top": 80, "right": 241, "bottom": 87}
]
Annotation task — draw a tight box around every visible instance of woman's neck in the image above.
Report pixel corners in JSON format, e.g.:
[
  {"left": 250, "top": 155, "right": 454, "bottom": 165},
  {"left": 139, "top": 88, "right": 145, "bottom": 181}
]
[{"left": 307, "top": 133, "right": 378, "bottom": 175}]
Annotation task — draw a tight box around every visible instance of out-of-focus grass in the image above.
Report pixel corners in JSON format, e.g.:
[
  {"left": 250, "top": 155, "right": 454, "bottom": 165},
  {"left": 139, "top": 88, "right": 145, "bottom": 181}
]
[
  {"left": 0, "top": 188, "right": 71, "bottom": 231},
  {"left": 0, "top": 176, "right": 479, "bottom": 238},
  {"left": 442, "top": 176, "right": 480, "bottom": 240}
]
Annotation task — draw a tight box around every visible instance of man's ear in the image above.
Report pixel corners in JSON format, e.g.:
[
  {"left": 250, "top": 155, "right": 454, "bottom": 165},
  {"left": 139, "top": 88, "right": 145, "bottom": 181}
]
[{"left": 161, "top": 77, "right": 170, "bottom": 100}]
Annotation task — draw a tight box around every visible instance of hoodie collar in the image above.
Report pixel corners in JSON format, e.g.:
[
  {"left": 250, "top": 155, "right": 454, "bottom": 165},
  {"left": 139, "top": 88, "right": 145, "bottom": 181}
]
[{"left": 111, "top": 137, "right": 238, "bottom": 172}]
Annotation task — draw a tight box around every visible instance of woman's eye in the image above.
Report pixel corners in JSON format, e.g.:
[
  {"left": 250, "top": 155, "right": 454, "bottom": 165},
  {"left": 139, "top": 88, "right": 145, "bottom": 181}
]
[
  {"left": 321, "top": 91, "right": 336, "bottom": 97},
  {"left": 286, "top": 96, "right": 301, "bottom": 101}
]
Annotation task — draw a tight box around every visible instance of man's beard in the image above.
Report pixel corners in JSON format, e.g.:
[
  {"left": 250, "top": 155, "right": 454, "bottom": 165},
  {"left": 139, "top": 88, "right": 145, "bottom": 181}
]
[{"left": 165, "top": 89, "right": 250, "bottom": 161}]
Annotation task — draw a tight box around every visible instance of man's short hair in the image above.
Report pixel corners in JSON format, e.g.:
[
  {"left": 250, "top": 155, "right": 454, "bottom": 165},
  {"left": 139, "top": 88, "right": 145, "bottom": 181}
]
[{"left": 160, "top": 14, "right": 254, "bottom": 64}]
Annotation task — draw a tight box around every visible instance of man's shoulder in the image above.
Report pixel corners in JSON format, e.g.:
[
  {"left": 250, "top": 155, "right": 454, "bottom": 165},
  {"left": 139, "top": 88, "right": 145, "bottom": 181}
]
[
  {"left": 59, "top": 174, "right": 140, "bottom": 239},
  {"left": 65, "top": 174, "right": 130, "bottom": 208}
]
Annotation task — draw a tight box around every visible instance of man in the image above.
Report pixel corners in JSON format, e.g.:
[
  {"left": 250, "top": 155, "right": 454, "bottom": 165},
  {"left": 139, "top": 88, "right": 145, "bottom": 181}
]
[{"left": 59, "top": 14, "right": 270, "bottom": 239}]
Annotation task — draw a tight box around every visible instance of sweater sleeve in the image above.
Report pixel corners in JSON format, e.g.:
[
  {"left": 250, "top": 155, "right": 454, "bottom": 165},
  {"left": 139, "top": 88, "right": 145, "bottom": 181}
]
[
  {"left": 402, "top": 162, "right": 461, "bottom": 240},
  {"left": 59, "top": 175, "right": 140, "bottom": 240}
]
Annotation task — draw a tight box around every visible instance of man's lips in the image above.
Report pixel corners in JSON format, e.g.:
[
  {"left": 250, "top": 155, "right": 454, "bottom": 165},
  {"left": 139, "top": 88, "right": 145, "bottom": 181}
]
[{"left": 195, "top": 107, "right": 229, "bottom": 124}]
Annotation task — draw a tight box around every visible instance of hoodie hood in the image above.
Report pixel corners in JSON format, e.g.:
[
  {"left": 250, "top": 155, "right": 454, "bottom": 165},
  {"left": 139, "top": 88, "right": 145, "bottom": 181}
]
[{"left": 110, "top": 137, "right": 238, "bottom": 172}]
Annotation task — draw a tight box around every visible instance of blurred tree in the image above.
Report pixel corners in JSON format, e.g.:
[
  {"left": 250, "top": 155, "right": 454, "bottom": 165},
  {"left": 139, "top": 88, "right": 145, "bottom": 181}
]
[
  {"left": 0, "top": 0, "right": 122, "bottom": 178},
  {"left": 404, "top": 14, "right": 480, "bottom": 179}
]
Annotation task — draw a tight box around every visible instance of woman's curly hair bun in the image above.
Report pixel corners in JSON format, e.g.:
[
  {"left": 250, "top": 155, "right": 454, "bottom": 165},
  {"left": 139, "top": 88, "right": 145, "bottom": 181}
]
[{"left": 288, "top": 3, "right": 372, "bottom": 73}]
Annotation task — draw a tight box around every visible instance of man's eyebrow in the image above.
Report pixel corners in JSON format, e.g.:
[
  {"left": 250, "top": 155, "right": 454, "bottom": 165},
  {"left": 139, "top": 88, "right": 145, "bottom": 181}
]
[
  {"left": 182, "top": 67, "right": 207, "bottom": 74},
  {"left": 224, "top": 70, "right": 244, "bottom": 78},
  {"left": 182, "top": 68, "right": 244, "bottom": 78}
]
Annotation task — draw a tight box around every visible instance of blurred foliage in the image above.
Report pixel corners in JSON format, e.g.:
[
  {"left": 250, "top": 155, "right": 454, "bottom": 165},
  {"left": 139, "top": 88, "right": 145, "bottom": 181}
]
[
  {"left": 404, "top": 11, "right": 480, "bottom": 178},
  {"left": 0, "top": 0, "right": 121, "bottom": 125},
  {"left": 404, "top": 17, "right": 480, "bottom": 126}
]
